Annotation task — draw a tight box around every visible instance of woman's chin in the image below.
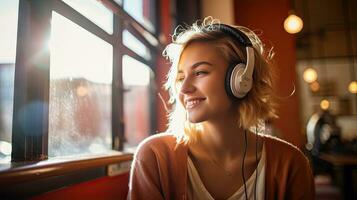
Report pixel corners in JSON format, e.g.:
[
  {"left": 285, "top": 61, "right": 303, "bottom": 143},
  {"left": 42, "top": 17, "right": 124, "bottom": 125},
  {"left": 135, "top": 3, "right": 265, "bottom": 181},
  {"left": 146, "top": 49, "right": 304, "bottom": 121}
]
[{"left": 187, "top": 115, "right": 205, "bottom": 124}]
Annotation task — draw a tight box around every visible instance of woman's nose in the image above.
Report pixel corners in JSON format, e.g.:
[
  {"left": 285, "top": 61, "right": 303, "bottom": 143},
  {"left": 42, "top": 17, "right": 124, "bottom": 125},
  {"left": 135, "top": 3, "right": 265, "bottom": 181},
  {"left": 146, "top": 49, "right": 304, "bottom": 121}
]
[{"left": 179, "top": 77, "right": 195, "bottom": 94}]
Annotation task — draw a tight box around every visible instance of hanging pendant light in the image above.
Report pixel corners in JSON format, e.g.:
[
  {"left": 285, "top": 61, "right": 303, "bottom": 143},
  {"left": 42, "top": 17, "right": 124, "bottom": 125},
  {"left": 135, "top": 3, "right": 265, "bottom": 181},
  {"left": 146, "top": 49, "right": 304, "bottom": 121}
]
[
  {"left": 284, "top": 11, "right": 303, "bottom": 34},
  {"left": 303, "top": 67, "right": 318, "bottom": 83},
  {"left": 348, "top": 81, "right": 357, "bottom": 94},
  {"left": 320, "top": 99, "right": 330, "bottom": 110}
]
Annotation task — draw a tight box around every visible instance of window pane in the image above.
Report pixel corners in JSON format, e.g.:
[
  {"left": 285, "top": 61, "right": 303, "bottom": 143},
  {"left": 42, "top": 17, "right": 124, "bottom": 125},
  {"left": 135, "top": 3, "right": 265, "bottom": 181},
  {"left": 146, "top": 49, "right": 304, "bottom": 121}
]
[
  {"left": 123, "top": 30, "right": 151, "bottom": 61},
  {"left": 114, "top": 0, "right": 122, "bottom": 6},
  {"left": 62, "top": 0, "right": 113, "bottom": 34},
  {"left": 49, "top": 12, "right": 113, "bottom": 157},
  {"left": 0, "top": 0, "right": 19, "bottom": 161},
  {"left": 123, "top": 55, "right": 152, "bottom": 147},
  {"left": 124, "top": 0, "right": 156, "bottom": 33}
]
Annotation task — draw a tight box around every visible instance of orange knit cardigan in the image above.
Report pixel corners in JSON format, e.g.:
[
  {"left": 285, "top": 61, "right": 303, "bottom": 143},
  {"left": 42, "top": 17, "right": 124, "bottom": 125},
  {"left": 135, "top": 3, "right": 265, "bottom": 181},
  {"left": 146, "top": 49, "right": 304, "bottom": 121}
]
[{"left": 128, "top": 133, "right": 315, "bottom": 200}]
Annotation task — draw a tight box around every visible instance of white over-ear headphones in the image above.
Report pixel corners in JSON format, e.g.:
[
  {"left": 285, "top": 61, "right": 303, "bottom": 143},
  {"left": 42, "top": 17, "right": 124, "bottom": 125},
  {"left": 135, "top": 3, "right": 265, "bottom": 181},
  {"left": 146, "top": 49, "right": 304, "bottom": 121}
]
[{"left": 213, "top": 24, "right": 255, "bottom": 99}]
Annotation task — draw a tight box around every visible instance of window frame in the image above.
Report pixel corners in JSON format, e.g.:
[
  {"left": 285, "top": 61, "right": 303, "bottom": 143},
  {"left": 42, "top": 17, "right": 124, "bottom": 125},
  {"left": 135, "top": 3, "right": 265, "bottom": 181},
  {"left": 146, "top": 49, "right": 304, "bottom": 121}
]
[{"left": 10, "top": 0, "right": 161, "bottom": 161}]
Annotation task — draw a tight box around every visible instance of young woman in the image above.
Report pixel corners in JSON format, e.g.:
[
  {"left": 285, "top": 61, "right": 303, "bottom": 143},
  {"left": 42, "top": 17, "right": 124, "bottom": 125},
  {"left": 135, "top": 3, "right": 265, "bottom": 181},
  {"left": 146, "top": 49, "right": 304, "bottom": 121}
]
[{"left": 128, "top": 18, "right": 315, "bottom": 200}]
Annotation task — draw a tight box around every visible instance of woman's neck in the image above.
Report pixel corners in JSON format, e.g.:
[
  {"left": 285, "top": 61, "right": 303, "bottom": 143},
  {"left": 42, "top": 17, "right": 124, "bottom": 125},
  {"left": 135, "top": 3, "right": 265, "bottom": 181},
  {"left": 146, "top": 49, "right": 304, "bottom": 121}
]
[{"left": 199, "top": 116, "right": 246, "bottom": 158}]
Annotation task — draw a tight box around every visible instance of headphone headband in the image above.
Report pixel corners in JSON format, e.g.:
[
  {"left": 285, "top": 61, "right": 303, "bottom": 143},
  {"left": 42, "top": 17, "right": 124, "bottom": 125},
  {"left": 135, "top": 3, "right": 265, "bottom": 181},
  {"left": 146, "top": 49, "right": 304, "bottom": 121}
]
[{"left": 211, "top": 24, "right": 253, "bottom": 47}]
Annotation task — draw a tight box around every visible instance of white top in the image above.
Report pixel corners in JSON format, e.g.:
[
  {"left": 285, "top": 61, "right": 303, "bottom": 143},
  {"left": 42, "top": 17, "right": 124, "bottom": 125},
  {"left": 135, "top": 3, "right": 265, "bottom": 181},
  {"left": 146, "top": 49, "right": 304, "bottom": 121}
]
[{"left": 187, "top": 145, "right": 266, "bottom": 200}]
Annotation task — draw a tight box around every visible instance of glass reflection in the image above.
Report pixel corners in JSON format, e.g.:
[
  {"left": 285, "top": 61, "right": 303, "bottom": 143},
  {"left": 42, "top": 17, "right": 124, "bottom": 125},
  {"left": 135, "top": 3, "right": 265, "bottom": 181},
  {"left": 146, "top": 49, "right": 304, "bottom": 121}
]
[
  {"left": 49, "top": 12, "right": 113, "bottom": 157},
  {"left": 124, "top": 0, "right": 156, "bottom": 33},
  {"left": 123, "top": 55, "right": 152, "bottom": 147},
  {"left": 0, "top": 0, "right": 18, "bottom": 160},
  {"left": 123, "top": 30, "right": 151, "bottom": 61}
]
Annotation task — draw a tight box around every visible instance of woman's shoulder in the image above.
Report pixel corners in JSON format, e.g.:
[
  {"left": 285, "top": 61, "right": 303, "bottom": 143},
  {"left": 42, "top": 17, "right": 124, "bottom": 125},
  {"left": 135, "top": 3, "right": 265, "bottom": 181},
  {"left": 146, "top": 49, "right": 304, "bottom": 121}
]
[
  {"left": 261, "top": 134, "right": 308, "bottom": 161},
  {"left": 134, "top": 133, "right": 186, "bottom": 161},
  {"left": 261, "top": 135, "right": 315, "bottom": 197},
  {"left": 139, "top": 133, "right": 176, "bottom": 148}
]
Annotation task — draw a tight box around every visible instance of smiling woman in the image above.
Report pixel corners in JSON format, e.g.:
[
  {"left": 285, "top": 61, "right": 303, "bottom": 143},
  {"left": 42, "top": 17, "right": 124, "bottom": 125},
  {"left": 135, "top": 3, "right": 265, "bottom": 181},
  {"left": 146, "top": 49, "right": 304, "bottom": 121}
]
[
  {"left": 128, "top": 17, "right": 315, "bottom": 200},
  {"left": 163, "top": 19, "right": 277, "bottom": 144}
]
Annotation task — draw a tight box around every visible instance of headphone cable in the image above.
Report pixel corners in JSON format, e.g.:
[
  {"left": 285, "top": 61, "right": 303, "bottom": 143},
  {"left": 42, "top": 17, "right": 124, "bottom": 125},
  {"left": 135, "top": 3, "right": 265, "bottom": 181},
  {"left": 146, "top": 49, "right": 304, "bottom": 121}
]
[
  {"left": 254, "top": 127, "right": 258, "bottom": 200},
  {"left": 242, "top": 129, "right": 248, "bottom": 200}
]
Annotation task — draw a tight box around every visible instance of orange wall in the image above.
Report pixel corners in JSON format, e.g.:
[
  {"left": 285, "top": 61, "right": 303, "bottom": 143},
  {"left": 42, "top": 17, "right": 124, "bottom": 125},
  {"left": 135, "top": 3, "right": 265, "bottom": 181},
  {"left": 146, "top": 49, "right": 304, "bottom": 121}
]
[{"left": 234, "top": 0, "right": 303, "bottom": 148}]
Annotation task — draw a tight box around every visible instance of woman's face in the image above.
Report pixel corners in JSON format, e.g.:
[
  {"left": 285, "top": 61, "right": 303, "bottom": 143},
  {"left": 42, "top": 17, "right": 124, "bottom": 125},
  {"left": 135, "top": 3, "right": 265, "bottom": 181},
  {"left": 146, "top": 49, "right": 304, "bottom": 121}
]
[{"left": 177, "top": 41, "right": 235, "bottom": 123}]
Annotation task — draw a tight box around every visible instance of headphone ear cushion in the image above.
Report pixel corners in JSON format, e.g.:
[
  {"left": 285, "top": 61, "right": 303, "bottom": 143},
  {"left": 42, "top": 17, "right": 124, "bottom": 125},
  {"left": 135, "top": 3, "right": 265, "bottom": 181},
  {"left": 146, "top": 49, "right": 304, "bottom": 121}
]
[
  {"left": 233, "top": 64, "right": 246, "bottom": 78},
  {"left": 225, "top": 63, "right": 237, "bottom": 99},
  {"left": 231, "top": 64, "right": 246, "bottom": 97},
  {"left": 225, "top": 63, "right": 246, "bottom": 99}
]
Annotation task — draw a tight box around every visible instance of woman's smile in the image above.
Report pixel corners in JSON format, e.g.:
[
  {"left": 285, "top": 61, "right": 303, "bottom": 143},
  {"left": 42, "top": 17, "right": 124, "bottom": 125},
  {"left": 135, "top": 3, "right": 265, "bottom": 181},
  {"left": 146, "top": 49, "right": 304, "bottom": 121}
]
[{"left": 185, "top": 98, "right": 206, "bottom": 109}]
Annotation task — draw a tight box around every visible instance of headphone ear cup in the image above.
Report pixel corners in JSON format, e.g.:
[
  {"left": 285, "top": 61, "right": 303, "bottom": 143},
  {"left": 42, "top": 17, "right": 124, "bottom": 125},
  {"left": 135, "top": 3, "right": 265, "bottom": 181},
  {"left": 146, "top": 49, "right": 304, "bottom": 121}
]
[
  {"left": 225, "top": 63, "right": 239, "bottom": 99},
  {"left": 225, "top": 63, "right": 246, "bottom": 99},
  {"left": 231, "top": 64, "right": 247, "bottom": 97}
]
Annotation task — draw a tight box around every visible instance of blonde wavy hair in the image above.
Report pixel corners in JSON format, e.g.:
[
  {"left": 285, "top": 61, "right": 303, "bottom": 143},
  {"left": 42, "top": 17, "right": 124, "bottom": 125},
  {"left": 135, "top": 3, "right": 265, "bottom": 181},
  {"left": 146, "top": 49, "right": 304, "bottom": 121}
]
[{"left": 163, "top": 17, "right": 278, "bottom": 143}]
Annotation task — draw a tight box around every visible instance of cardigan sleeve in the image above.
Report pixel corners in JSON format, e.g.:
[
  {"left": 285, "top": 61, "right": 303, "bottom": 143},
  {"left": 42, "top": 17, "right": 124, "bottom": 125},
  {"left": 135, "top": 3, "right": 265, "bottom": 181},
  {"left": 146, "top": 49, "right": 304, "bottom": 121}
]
[
  {"left": 285, "top": 152, "right": 315, "bottom": 200},
  {"left": 127, "top": 141, "right": 165, "bottom": 200}
]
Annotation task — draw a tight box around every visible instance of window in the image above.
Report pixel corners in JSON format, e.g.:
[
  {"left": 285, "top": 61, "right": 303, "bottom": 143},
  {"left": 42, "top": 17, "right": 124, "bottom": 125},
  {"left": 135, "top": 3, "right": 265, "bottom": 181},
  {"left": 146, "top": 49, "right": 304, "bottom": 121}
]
[
  {"left": 49, "top": 12, "right": 113, "bottom": 156},
  {"left": 0, "top": 0, "right": 19, "bottom": 161},
  {"left": 62, "top": 0, "right": 113, "bottom": 34},
  {"left": 6, "top": 0, "right": 159, "bottom": 161},
  {"left": 123, "top": 30, "right": 151, "bottom": 61},
  {"left": 123, "top": 0, "right": 157, "bottom": 33},
  {"left": 123, "top": 55, "right": 153, "bottom": 147},
  {"left": 0, "top": 0, "right": 161, "bottom": 197}
]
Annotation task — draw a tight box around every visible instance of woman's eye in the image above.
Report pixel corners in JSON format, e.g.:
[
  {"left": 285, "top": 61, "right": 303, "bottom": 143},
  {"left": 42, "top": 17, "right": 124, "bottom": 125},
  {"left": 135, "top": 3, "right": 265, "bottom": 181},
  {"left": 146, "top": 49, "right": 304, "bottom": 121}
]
[{"left": 195, "top": 71, "right": 207, "bottom": 76}]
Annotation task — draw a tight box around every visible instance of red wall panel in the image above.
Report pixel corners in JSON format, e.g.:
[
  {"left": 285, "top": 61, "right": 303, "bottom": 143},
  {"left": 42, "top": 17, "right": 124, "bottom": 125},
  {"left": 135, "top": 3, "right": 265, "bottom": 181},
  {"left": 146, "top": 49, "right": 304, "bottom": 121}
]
[
  {"left": 156, "top": 0, "right": 172, "bottom": 133},
  {"left": 30, "top": 173, "right": 130, "bottom": 200}
]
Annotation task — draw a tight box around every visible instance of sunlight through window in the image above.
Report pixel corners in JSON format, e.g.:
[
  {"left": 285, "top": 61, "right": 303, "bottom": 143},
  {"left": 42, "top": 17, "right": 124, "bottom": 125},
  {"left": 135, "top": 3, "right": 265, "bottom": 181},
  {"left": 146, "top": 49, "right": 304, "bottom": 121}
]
[{"left": 48, "top": 12, "right": 113, "bottom": 157}]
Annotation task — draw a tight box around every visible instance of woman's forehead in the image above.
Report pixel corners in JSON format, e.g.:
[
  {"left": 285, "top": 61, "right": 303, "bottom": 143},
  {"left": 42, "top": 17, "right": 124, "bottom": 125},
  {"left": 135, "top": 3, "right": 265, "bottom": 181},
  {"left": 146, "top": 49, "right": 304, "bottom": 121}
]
[{"left": 178, "top": 42, "right": 225, "bottom": 70}]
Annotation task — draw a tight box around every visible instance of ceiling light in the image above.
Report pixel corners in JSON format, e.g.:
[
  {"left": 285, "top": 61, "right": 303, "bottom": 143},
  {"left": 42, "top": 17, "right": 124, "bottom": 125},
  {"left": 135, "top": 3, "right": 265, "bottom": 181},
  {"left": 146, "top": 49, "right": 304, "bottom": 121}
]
[
  {"left": 348, "top": 81, "right": 357, "bottom": 94},
  {"left": 320, "top": 99, "right": 330, "bottom": 110},
  {"left": 303, "top": 68, "right": 318, "bottom": 83},
  {"left": 284, "top": 13, "right": 303, "bottom": 34}
]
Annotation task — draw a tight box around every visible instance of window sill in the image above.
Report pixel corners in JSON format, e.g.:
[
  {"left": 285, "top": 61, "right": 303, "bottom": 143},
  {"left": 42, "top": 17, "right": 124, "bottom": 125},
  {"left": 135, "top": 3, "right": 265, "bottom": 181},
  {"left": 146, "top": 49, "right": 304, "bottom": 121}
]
[{"left": 0, "top": 151, "right": 133, "bottom": 186}]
